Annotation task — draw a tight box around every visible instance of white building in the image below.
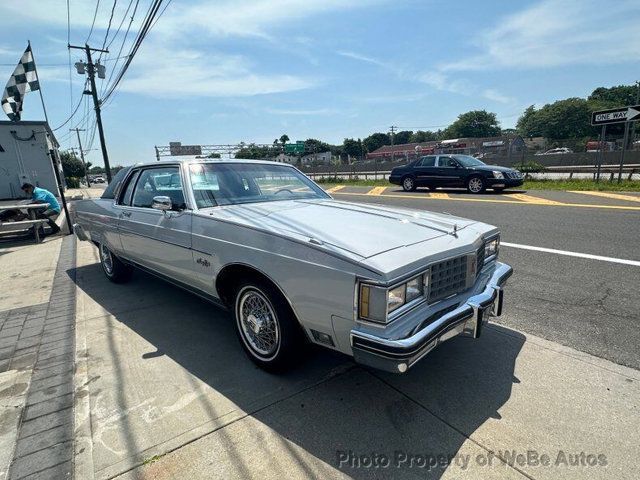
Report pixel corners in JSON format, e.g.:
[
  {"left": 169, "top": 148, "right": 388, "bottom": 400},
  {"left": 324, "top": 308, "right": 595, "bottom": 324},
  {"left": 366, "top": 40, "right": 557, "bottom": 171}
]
[
  {"left": 0, "top": 121, "right": 62, "bottom": 200},
  {"left": 301, "top": 151, "right": 332, "bottom": 165}
]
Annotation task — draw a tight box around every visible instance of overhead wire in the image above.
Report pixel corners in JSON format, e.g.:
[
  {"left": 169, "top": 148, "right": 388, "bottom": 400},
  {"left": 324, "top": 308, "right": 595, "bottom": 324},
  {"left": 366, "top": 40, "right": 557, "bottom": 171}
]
[
  {"left": 85, "top": 0, "right": 102, "bottom": 43},
  {"left": 101, "top": 0, "right": 165, "bottom": 104}
]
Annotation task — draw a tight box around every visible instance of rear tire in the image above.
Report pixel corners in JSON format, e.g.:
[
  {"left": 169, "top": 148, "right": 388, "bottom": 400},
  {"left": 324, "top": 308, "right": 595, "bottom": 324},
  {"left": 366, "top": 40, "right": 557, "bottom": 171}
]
[
  {"left": 402, "top": 176, "right": 416, "bottom": 192},
  {"left": 233, "top": 279, "right": 304, "bottom": 372},
  {"left": 466, "top": 176, "right": 485, "bottom": 194},
  {"left": 98, "top": 243, "right": 133, "bottom": 283}
]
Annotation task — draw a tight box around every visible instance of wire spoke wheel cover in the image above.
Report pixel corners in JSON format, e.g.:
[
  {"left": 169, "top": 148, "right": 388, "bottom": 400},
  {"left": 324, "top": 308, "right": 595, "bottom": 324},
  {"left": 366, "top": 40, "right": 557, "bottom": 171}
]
[
  {"left": 237, "top": 287, "right": 281, "bottom": 359},
  {"left": 100, "top": 244, "right": 114, "bottom": 275}
]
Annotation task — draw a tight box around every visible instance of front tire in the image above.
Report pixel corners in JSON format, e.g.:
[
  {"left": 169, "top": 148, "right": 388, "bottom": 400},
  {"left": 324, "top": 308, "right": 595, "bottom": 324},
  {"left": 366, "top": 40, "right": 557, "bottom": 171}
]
[
  {"left": 402, "top": 176, "right": 416, "bottom": 192},
  {"left": 466, "top": 176, "right": 485, "bottom": 194},
  {"left": 98, "top": 243, "right": 133, "bottom": 283},
  {"left": 233, "top": 280, "right": 304, "bottom": 372}
]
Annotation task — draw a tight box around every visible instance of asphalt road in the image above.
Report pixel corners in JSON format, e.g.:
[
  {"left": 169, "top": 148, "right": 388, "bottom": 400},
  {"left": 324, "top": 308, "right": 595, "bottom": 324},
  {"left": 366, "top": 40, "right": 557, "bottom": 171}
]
[{"left": 331, "top": 186, "right": 640, "bottom": 370}]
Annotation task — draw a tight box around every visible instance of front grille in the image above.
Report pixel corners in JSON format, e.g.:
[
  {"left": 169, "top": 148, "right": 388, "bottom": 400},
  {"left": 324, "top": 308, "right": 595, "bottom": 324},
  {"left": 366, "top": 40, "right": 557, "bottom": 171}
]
[
  {"left": 428, "top": 255, "right": 468, "bottom": 302},
  {"left": 505, "top": 171, "right": 522, "bottom": 179},
  {"left": 476, "top": 244, "right": 485, "bottom": 275}
]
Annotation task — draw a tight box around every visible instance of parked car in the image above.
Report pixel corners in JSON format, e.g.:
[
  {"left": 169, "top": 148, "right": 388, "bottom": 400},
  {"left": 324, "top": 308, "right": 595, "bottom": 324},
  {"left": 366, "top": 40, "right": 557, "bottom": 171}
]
[
  {"left": 92, "top": 176, "right": 106, "bottom": 183},
  {"left": 535, "top": 147, "right": 573, "bottom": 155},
  {"left": 388, "top": 154, "right": 524, "bottom": 193},
  {"left": 73, "top": 160, "right": 512, "bottom": 373}
]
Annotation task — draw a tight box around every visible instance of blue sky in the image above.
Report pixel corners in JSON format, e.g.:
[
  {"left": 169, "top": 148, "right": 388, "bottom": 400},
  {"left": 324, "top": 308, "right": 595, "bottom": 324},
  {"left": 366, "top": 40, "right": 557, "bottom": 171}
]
[{"left": 1, "top": 0, "right": 639, "bottom": 167}]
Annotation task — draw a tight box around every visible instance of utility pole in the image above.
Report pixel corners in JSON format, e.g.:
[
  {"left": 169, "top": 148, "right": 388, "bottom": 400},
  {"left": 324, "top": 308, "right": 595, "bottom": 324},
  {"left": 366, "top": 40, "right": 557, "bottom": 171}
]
[
  {"left": 69, "top": 44, "right": 112, "bottom": 182},
  {"left": 70, "top": 128, "right": 91, "bottom": 187},
  {"left": 389, "top": 125, "right": 397, "bottom": 164}
]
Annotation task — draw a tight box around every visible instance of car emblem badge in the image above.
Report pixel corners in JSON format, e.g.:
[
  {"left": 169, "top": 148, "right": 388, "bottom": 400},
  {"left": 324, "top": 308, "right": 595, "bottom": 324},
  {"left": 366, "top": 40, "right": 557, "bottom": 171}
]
[{"left": 196, "top": 257, "right": 210, "bottom": 268}]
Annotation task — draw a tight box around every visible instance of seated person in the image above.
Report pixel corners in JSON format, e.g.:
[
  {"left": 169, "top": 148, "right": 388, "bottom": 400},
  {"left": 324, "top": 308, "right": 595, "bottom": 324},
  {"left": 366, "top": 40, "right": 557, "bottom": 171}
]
[{"left": 20, "top": 183, "right": 61, "bottom": 234}]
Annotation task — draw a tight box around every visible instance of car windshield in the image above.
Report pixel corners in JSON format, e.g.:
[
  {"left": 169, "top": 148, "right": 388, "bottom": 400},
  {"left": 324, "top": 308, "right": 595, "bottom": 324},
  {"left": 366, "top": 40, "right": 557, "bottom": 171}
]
[
  {"left": 188, "top": 162, "right": 329, "bottom": 208},
  {"left": 452, "top": 155, "right": 486, "bottom": 167}
]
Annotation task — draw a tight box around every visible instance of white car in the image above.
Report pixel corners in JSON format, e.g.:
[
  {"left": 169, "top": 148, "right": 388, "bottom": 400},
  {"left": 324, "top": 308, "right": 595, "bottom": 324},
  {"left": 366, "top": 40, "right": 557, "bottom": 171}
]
[{"left": 535, "top": 147, "right": 573, "bottom": 155}]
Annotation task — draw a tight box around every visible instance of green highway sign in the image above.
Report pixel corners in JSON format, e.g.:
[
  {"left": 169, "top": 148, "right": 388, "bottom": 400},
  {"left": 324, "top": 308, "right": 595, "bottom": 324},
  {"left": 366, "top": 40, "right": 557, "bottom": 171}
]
[{"left": 284, "top": 141, "right": 305, "bottom": 154}]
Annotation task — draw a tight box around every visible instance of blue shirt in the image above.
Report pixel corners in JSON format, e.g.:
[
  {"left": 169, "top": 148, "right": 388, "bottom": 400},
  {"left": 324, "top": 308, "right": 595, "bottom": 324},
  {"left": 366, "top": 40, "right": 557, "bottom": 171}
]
[{"left": 32, "top": 187, "right": 61, "bottom": 213}]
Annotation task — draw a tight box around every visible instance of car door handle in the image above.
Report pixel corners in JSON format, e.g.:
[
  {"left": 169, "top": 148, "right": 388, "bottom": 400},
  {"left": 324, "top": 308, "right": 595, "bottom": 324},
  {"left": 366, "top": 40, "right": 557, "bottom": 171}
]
[{"left": 121, "top": 211, "right": 131, "bottom": 217}]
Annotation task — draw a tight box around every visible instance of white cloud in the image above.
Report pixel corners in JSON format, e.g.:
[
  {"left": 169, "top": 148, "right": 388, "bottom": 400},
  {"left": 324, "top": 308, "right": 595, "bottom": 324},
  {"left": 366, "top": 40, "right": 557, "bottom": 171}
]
[
  {"left": 337, "top": 51, "right": 391, "bottom": 69},
  {"left": 116, "top": 47, "right": 315, "bottom": 97},
  {"left": 482, "top": 89, "right": 514, "bottom": 104},
  {"left": 418, "top": 72, "right": 471, "bottom": 95},
  {"left": 265, "top": 108, "right": 336, "bottom": 115},
  {"left": 441, "top": 0, "right": 640, "bottom": 71}
]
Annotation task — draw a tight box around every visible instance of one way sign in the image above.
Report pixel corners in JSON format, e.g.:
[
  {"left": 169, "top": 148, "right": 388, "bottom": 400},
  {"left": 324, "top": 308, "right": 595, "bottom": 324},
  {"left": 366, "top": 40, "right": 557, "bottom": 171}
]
[{"left": 591, "top": 105, "right": 640, "bottom": 126}]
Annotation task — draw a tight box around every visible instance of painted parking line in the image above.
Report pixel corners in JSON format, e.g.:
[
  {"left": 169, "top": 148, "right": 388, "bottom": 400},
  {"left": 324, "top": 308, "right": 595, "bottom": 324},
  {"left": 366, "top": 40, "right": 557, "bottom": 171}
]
[
  {"left": 509, "top": 193, "right": 564, "bottom": 205},
  {"left": 332, "top": 191, "right": 640, "bottom": 211},
  {"left": 367, "top": 186, "right": 387, "bottom": 196},
  {"left": 325, "top": 185, "right": 345, "bottom": 193},
  {"left": 428, "top": 192, "right": 450, "bottom": 199},
  {"left": 568, "top": 190, "right": 640, "bottom": 204},
  {"left": 502, "top": 242, "right": 640, "bottom": 267}
]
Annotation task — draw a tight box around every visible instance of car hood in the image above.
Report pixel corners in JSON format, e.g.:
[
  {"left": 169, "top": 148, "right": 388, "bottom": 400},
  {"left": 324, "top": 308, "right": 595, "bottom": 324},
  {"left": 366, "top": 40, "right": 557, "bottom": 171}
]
[
  {"left": 470, "top": 164, "right": 516, "bottom": 173},
  {"left": 201, "top": 199, "right": 477, "bottom": 259}
]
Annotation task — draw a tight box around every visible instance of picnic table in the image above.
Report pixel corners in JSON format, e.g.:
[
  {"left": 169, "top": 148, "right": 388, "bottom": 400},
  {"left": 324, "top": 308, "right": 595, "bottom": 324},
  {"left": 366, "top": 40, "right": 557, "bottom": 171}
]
[{"left": 0, "top": 203, "right": 50, "bottom": 243}]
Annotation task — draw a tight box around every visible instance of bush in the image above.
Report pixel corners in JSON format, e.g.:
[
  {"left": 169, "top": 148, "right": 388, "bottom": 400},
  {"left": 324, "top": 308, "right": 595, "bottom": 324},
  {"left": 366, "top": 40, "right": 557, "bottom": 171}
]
[
  {"left": 513, "top": 161, "right": 546, "bottom": 174},
  {"left": 65, "top": 176, "right": 81, "bottom": 188}
]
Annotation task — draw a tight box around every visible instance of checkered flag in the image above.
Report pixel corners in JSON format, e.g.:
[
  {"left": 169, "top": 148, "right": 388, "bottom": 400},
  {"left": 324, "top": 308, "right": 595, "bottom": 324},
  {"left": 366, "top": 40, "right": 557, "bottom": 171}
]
[{"left": 1, "top": 45, "right": 40, "bottom": 122}]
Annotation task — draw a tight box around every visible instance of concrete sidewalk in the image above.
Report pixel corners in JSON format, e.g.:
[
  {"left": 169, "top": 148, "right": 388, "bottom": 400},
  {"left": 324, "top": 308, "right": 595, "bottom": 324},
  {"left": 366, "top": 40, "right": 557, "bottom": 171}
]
[
  {"left": 70, "top": 240, "right": 639, "bottom": 480},
  {"left": 0, "top": 235, "right": 77, "bottom": 480}
]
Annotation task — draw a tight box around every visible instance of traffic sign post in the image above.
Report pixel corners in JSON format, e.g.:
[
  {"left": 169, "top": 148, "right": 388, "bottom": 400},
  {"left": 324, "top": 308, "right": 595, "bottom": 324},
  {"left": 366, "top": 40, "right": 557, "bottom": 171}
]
[{"left": 591, "top": 105, "right": 640, "bottom": 183}]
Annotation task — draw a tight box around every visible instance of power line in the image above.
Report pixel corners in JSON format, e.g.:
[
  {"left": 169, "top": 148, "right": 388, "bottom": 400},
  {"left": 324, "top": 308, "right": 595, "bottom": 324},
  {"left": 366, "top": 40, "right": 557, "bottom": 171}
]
[
  {"left": 103, "top": 0, "right": 139, "bottom": 95},
  {"left": 106, "top": 0, "right": 135, "bottom": 49},
  {"left": 85, "top": 0, "right": 102, "bottom": 43},
  {"left": 101, "top": 0, "right": 166, "bottom": 104},
  {"left": 98, "top": 0, "right": 118, "bottom": 62}
]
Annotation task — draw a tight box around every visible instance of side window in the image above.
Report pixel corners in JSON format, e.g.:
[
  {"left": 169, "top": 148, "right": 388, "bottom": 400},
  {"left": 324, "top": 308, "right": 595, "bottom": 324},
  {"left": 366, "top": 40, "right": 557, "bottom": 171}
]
[
  {"left": 132, "top": 167, "right": 185, "bottom": 210},
  {"left": 439, "top": 156, "right": 458, "bottom": 168},
  {"left": 118, "top": 170, "right": 139, "bottom": 206},
  {"left": 418, "top": 156, "right": 436, "bottom": 167}
]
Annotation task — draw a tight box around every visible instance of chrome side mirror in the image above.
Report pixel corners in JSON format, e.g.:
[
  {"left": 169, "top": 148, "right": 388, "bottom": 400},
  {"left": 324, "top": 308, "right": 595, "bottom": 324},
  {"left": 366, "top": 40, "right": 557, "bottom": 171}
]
[{"left": 151, "top": 195, "right": 172, "bottom": 211}]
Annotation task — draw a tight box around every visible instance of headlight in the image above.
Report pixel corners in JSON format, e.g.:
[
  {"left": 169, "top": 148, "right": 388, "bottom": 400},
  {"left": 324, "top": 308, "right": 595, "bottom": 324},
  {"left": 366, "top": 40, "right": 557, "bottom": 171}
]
[
  {"left": 359, "top": 273, "right": 428, "bottom": 323},
  {"left": 492, "top": 171, "right": 504, "bottom": 179},
  {"left": 485, "top": 236, "right": 500, "bottom": 259}
]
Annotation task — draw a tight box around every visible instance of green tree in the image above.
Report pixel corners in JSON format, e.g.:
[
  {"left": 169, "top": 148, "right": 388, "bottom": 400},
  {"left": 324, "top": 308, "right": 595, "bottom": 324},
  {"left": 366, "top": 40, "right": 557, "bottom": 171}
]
[
  {"left": 205, "top": 152, "right": 221, "bottom": 158},
  {"left": 304, "top": 138, "right": 332, "bottom": 153},
  {"left": 588, "top": 84, "right": 638, "bottom": 107},
  {"left": 60, "top": 150, "right": 85, "bottom": 179},
  {"left": 279, "top": 134, "right": 290, "bottom": 145},
  {"left": 342, "top": 138, "right": 364, "bottom": 158},
  {"left": 517, "top": 98, "right": 595, "bottom": 139},
  {"left": 363, "top": 132, "right": 390, "bottom": 153},
  {"left": 444, "top": 110, "right": 501, "bottom": 138},
  {"left": 409, "top": 130, "right": 439, "bottom": 143},
  {"left": 393, "top": 130, "right": 413, "bottom": 145}
]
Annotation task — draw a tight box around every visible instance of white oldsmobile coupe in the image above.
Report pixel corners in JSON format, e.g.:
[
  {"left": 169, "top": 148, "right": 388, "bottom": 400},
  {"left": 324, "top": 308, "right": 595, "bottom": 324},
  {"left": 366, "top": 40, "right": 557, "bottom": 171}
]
[{"left": 73, "top": 160, "right": 512, "bottom": 373}]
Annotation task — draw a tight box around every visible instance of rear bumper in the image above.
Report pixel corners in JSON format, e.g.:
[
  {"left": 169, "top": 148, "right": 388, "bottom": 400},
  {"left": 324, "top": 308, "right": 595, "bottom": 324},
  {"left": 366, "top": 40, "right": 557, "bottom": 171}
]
[{"left": 350, "top": 262, "right": 513, "bottom": 373}]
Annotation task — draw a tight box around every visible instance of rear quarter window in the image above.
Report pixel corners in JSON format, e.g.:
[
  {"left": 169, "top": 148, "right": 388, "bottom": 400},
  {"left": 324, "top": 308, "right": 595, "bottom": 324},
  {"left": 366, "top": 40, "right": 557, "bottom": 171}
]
[{"left": 101, "top": 167, "right": 132, "bottom": 200}]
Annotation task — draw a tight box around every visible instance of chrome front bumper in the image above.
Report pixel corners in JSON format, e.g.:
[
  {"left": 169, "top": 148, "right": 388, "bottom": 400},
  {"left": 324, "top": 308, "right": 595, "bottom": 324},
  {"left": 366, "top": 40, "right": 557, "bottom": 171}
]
[
  {"left": 350, "top": 262, "right": 513, "bottom": 373},
  {"left": 73, "top": 223, "right": 89, "bottom": 241}
]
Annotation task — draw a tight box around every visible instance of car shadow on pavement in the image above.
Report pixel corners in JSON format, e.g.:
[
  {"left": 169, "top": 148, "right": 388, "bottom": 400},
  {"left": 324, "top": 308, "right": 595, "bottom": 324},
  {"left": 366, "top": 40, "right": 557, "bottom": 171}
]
[{"left": 70, "top": 263, "right": 525, "bottom": 479}]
